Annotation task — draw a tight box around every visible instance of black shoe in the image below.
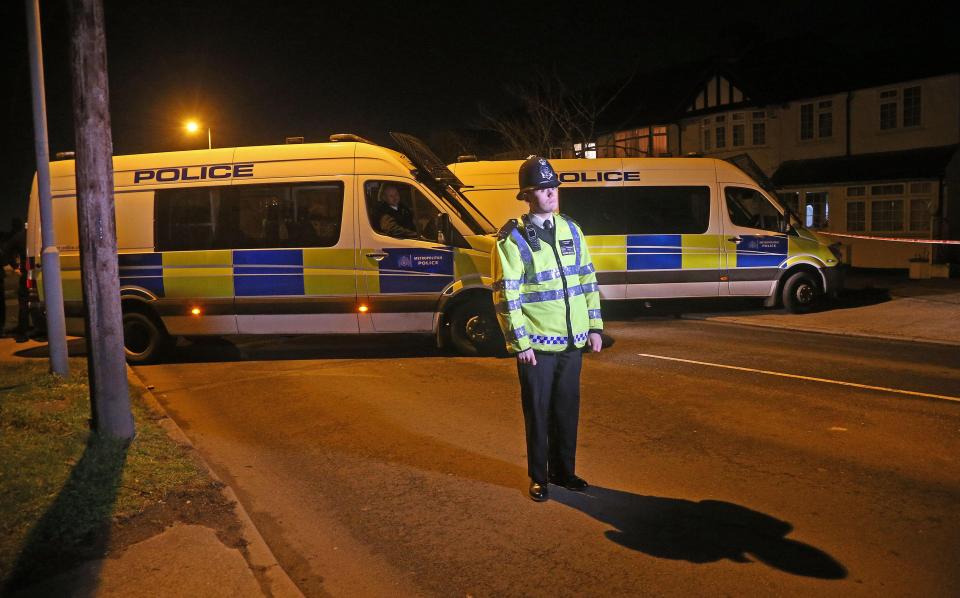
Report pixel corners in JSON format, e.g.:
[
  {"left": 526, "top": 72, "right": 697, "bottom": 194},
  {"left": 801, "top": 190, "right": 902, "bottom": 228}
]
[
  {"left": 549, "top": 475, "right": 588, "bottom": 492},
  {"left": 528, "top": 481, "right": 549, "bottom": 502}
]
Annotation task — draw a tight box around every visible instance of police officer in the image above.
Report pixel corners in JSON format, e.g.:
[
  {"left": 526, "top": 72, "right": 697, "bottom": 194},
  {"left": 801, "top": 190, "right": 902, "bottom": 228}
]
[{"left": 492, "top": 156, "right": 603, "bottom": 502}]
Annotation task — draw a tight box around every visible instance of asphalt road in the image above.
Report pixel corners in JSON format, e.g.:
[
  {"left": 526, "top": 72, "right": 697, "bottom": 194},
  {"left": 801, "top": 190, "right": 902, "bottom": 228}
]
[{"left": 134, "top": 319, "right": 960, "bottom": 597}]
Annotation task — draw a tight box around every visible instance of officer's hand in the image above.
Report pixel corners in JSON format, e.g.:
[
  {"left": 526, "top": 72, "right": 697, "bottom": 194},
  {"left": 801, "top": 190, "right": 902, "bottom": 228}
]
[
  {"left": 516, "top": 348, "right": 537, "bottom": 366},
  {"left": 587, "top": 332, "right": 603, "bottom": 353}
]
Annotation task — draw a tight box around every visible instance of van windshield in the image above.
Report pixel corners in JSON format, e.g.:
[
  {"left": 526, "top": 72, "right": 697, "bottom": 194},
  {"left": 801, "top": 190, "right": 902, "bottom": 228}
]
[{"left": 389, "top": 131, "right": 496, "bottom": 236}]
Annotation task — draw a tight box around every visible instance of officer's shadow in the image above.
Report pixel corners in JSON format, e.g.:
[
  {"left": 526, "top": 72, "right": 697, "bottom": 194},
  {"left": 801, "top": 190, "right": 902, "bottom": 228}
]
[{"left": 553, "top": 486, "right": 847, "bottom": 579}]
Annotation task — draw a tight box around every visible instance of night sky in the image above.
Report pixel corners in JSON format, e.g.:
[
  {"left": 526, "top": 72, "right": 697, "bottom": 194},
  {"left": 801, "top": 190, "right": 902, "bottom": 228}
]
[{"left": 1, "top": 1, "right": 954, "bottom": 227}]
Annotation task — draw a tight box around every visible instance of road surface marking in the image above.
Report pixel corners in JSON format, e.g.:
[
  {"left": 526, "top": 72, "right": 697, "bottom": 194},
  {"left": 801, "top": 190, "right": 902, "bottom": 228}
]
[{"left": 637, "top": 353, "right": 960, "bottom": 403}]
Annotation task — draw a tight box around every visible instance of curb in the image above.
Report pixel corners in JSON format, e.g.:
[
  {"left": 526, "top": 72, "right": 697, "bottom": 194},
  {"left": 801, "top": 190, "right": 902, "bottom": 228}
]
[
  {"left": 127, "top": 366, "right": 304, "bottom": 598},
  {"left": 680, "top": 314, "right": 960, "bottom": 347}
]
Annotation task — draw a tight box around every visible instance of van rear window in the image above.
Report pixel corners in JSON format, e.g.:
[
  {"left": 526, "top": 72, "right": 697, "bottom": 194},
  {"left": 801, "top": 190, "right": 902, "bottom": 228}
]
[{"left": 560, "top": 186, "right": 710, "bottom": 235}]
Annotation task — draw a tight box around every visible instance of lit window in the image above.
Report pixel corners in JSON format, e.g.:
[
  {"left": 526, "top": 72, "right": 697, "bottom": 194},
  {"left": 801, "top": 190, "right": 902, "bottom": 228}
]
[{"left": 805, "top": 192, "right": 829, "bottom": 229}]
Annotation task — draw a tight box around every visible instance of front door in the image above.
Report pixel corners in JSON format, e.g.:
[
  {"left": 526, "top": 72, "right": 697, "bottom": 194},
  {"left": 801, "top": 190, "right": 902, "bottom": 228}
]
[
  {"left": 722, "top": 185, "right": 788, "bottom": 296},
  {"left": 357, "top": 178, "right": 454, "bottom": 332}
]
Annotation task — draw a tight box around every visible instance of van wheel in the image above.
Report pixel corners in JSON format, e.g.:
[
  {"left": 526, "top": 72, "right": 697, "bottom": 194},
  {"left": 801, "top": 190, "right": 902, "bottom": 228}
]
[
  {"left": 782, "top": 271, "right": 821, "bottom": 314},
  {"left": 123, "top": 311, "right": 172, "bottom": 364},
  {"left": 449, "top": 299, "right": 503, "bottom": 356}
]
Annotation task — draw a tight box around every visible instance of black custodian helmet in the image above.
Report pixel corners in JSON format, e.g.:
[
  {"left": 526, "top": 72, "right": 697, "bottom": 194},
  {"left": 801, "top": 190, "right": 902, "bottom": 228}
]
[{"left": 516, "top": 156, "right": 561, "bottom": 200}]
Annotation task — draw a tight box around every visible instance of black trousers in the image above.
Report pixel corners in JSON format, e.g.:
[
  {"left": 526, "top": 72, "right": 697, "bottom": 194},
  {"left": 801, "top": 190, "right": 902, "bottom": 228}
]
[{"left": 517, "top": 349, "right": 582, "bottom": 484}]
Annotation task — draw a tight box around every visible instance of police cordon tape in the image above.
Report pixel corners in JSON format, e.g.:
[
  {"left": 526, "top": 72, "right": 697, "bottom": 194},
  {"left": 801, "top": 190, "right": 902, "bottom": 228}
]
[{"left": 820, "top": 232, "right": 960, "bottom": 245}]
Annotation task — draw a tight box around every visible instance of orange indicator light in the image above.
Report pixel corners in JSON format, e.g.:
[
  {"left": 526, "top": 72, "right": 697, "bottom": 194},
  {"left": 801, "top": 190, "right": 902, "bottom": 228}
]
[
  {"left": 191, "top": 307, "right": 202, "bottom": 316},
  {"left": 358, "top": 304, "right": 369, "bottom": 313}
]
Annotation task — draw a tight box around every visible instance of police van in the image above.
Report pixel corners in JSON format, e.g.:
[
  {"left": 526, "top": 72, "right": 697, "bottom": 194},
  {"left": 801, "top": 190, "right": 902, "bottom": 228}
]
[
  {"left": 26, "top": 134, "right": 505, "bottom": 362},
  {"left": 449, "top": 156, "right": 844, "bottom": 313}
]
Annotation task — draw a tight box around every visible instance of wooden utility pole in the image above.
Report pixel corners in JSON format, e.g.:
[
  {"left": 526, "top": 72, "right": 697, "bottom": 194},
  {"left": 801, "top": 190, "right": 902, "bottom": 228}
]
[{"left": 68, "top": 0, "right": 134, "bottom": 441}]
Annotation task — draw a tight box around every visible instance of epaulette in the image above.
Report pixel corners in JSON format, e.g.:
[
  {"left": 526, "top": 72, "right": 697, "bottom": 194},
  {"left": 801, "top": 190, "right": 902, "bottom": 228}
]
[{"left": 497, "top": 219, "right": 519, "bottom": 240}]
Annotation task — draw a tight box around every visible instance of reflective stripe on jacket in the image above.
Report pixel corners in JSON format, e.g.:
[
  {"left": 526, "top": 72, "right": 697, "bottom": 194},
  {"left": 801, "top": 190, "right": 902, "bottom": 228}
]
[{"left": 492, "top": 214, "right": 603, "bottom": 353}]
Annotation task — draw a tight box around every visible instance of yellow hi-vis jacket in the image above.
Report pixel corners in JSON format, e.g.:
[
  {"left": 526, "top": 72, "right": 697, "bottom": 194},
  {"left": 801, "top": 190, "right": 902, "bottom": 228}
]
[{"left": 492, "top": 213, "right": 603, "bottom": 353}]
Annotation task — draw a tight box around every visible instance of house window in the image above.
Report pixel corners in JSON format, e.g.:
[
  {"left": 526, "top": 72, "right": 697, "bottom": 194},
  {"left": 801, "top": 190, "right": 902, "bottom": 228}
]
[
  {"left": 872, "top": 183, "right": 905, "bottom": 195},
  {"left": 910, "top": 182, "right": 932, "bottom": 194},
  {"left": 801, "top": 100, "right": 833, "bottom": 140},
  {"left": 910, "top": 199, "right": 931, "bottom": 231},
  {"left": 703, "top": 126, "right": 711, "bottom": 151},
  {"left": 610, "top": 126, "right": 669, "bottom": 157},
  {"left": 903, "top": 86, "right": 922, "bottom": 127},
  {"left": 651, "top": 126, "right": 668, "bottom": 155},
  {"left": 800, "top": 104, "right": 814, "bottom": 140},
  {"left": 573, "top": 141, "right": 597, "bottom": 159},
  {"left": 715, "top": 126, "right": 726, "bottom": 149},
  {"left": 752, "top": 122, "right": 766, "bottom": 145},
  {"left": 804, "top": 192, "right": 829, "bottom": 229},
  {"left": 732, "top": 124, "right": 745, "bottom": 147},
  {"left": 818, "top": 101, "right": 833, "bottom": 138},
  {"left": 846, "top": 186, "right": 866, "bottom": 197},
  {"left": 880, "top": 90, "right": 898, "bottom": 130},
  {"left": 846, "top": 201, "right": 866, "bottom": 232},
  {"left": 871, "top": 199, "right": 904, "bottom": 231}
]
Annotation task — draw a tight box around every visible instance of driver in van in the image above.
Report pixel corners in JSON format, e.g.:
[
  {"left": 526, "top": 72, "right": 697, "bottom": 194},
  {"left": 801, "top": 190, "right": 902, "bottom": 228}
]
[{"left": 374, "top": 184, "right": 418, "bottom": 238}]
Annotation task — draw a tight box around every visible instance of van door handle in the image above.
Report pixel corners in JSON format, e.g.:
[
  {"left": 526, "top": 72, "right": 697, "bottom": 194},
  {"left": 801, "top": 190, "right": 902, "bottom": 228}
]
[
  {"left": 727, "top": 236, "right": 742, "bottom": 243},
  {"left": 366, "top": 252, "right": 388, "bottom": 261}
]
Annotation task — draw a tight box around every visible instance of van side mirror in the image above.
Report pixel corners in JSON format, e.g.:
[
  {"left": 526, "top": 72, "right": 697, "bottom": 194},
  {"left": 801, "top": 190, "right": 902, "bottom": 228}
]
[{"left": 436, "top": 212, "right": 451, "bottom": 244}]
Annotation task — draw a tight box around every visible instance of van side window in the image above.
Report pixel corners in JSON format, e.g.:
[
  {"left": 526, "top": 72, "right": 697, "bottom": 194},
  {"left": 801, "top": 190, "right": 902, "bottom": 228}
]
[
  {"left": 292, "top": 186, "right": 343, "bottom": 247},
  {"left": 217, "top": 185, "right": 289, "bottom": 249},
  {"left": 155, "top": 182, "right": 344, "bottom": 251},
  {"left": 364, "top": 180, "right": 455, "bottom": 244},
  {"left": 154, "top": 188, "right": 215, "bottom": 251},
  {"left": 725, "top": 187, "right": 784, "bottom": 232},
  {"left": 560, "top": 186, "right": 710, "bottom": 235},
  {"left": 622, "top": 187, "right": 710, "bottom": 234}
]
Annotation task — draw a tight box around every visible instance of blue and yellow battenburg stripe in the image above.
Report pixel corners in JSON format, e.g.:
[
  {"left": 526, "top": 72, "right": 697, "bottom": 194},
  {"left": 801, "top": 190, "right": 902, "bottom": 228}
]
[
  {"left": 52, "top": 246, "right": 482, "bottom": 303},
  {"left": 587, "top": 233, "right": 789, "bottom": 274}
]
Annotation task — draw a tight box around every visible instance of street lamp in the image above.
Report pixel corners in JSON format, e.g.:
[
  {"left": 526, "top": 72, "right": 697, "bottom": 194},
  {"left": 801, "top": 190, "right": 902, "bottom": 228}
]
[{"left": 184, "top": 119, "right": 211, "bottom": 149}]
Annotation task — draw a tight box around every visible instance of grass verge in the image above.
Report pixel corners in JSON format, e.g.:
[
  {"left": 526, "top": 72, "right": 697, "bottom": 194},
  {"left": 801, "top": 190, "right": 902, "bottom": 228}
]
[{"left": 0, "top": 356, "right": 235, "bottom": 591}]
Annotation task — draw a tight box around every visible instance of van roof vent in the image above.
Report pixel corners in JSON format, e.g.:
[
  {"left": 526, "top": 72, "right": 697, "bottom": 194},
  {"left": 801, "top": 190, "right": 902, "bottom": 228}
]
[
  {"left": 456, "top": 154, "right": 478, "bottom": 162},
  {"left": 285, "top": 136, "right": 305, "bottom": 144},
  {"left": 329, "top": 133, "right": 374, "bottom": 144},
  {"left": 55, "top": 151, "right": 75, "bottom": 160}
]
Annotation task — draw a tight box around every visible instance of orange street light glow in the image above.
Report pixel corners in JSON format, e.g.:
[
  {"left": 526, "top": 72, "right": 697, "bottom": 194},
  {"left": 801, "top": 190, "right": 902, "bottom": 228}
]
[
  {"left": 191, "top": 307, "right": 202, "bottom": 316},
  {"left": 184, "top": 120, "right": 200, "bottom": 134},
  {"left": 358, "top": 304, "right": 369, "bottom": 313}
]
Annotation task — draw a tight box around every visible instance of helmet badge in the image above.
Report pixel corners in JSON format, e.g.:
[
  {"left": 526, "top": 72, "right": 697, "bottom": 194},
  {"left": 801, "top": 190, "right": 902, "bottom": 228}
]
[{"left": 538, "top": 158, "right": 555, "bottom": 182}]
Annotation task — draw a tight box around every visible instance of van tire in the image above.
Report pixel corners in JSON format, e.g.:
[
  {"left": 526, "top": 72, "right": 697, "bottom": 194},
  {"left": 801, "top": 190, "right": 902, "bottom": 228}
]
[
  {"left": 782, "top": 271, "right": 821, "bottom": 314},
  {"left": 448, "top": 298, "right": 503, "bottom": 356},
  {"left": 123, "top": 310, "right": 172, "bottom": 364}
]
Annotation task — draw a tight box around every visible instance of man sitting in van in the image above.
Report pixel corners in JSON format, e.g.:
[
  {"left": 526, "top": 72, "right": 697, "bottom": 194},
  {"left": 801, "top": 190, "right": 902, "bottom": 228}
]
[
  {"left": 373, "top": 184, "right": 418, "bottom": 239},
  {"left": 302, "top": 202, "right": 340, "bottom": 246}
]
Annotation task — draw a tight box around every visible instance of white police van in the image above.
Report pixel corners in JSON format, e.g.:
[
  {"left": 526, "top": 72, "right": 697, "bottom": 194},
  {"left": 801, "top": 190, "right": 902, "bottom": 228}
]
[
  {"left": 26, "top": 134, "right": 504, "bottom": 362},
  {"left": 449, "top": 156, "right": 844, "bottom": 312}
]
